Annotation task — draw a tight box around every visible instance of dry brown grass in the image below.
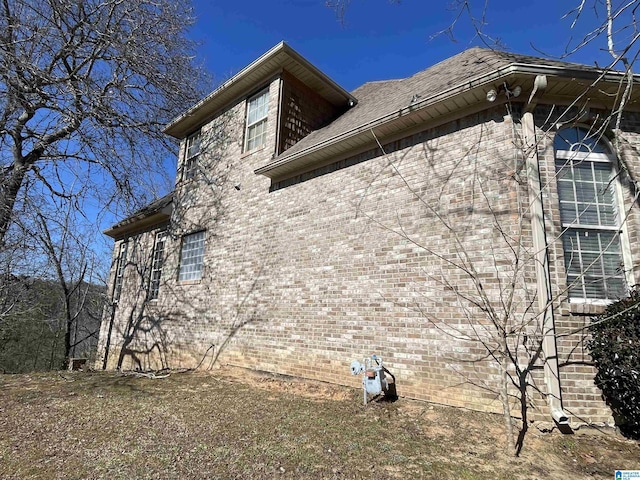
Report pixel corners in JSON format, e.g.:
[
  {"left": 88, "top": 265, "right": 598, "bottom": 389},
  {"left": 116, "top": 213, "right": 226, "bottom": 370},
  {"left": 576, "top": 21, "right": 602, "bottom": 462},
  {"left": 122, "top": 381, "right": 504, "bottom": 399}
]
[{"left": 0, "top": 367, "right": 638, "bottom": 479}]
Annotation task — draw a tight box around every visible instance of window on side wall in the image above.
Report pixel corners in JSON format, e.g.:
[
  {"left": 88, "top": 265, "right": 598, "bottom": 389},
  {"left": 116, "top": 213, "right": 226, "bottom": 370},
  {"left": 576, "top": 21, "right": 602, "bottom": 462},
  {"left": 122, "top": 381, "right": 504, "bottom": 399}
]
[
  {"left": 178, "top": 231, "right": 205, "bottom": 282},
  {"left": 183, "top": 130, "right": 201, "bottom": 180},
  {"left": 244, "top": 88, "right": 269, "bottom": 152},
  {"left": 554, "top": 126, "right": 627, "bottom": 301},
  {"left": 113, "top": 241, "right": 128, "bottom": 302},
  {"left": 147, "top": 230, "right": 167, "bottom": 300}
]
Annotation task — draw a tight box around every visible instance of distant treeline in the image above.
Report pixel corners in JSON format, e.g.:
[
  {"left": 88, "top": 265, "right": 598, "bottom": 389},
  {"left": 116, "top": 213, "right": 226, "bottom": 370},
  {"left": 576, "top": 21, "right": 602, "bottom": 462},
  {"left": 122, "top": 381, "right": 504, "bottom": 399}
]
[{"left": 0, "top": 276, "right": 105, "bottom": 373}]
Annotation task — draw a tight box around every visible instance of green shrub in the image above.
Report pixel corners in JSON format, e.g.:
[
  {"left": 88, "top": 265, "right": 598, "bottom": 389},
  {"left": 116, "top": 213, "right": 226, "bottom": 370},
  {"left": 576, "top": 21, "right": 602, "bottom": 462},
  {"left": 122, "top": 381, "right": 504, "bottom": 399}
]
[{"left": 587, "top": 288, "right": 640, "bottom": 439}]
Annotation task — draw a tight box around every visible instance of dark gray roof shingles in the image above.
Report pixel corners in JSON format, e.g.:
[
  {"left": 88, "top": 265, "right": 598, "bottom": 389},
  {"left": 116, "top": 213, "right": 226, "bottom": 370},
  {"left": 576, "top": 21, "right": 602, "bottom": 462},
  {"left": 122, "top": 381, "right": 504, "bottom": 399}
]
[{"left": 274, "top": 47, "right": 600, "bottom": 161}]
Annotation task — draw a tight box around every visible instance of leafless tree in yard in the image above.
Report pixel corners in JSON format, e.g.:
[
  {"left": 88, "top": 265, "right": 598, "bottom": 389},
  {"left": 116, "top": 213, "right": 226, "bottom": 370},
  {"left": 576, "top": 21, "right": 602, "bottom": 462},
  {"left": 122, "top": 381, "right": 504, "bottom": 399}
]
[
  {"left": 33, "top": 199, "right": 104, "bottom": 367},
  {"left": 0, "top": 189, "right": 106, "bottom": 371},
  {"left": 0, "top": 0, "right": 209, "bottom": 249},
  {"left": 358, "top": 107, "right": 637, "bottom": 454}
]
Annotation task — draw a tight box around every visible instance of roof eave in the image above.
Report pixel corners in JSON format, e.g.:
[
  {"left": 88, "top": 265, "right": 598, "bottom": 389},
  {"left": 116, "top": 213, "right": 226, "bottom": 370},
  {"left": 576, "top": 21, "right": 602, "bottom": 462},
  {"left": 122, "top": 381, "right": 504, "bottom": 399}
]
[
  {"left": 104, "top": 204, "right": 172, "bottom": 239},
  {"left": 163, "top": 42, "right": 357, "bottom": 139},
  {"left": 255, "top": 63, "right": 640, "bottom": 180}
]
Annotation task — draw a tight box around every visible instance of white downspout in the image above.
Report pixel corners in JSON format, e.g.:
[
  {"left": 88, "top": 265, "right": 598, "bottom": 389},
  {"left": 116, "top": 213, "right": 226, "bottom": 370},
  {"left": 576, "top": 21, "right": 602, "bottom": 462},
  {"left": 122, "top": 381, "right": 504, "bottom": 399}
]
[{"left": 522, "top": 75, "right": 569, "bottom": 426}]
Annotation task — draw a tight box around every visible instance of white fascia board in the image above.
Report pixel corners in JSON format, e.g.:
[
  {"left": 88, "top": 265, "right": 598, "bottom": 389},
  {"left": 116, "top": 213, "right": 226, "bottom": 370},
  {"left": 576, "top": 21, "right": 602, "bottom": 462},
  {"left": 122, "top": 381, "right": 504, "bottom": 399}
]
[
  {"left": 256, "top": 63, "right": 640, "bottom": 178},
  {"left": 164, "top": 42, "right": 356, "bottom": 139}
]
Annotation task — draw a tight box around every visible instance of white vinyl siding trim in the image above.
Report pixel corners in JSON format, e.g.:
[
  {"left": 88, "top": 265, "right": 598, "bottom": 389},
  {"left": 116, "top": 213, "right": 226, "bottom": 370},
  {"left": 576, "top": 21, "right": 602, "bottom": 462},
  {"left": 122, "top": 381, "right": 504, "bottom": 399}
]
[
  {"left": 244, "top": 89, "right": 269, "bottom": 151},
  {"left": 178, "top": 231, "right": 205, "bottom": 282},
  {"left": 554, "top": 130, "right": 627, "bottom": 301}
]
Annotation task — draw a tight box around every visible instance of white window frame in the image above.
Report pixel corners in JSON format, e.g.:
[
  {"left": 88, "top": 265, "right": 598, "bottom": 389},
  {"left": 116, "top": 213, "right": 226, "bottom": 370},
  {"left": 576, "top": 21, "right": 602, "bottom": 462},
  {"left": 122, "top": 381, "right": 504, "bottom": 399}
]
[
  {"left": 113, "top": 241, "right": 128, "bottom": 302},
  {"left": 147, "top": 230, "right": 167, "bottom": 300},
  {"left": 554, "top": 129, "right": 629, "bottom": 303},
  {"left": 178, "top": 231, "right": 205, "bottom": 282},
  {"left": 183, "top": 130, "right": 201, "bottom": 180},
  {"left": 244, "top": 88, "right": 269, "bottom": 152}
]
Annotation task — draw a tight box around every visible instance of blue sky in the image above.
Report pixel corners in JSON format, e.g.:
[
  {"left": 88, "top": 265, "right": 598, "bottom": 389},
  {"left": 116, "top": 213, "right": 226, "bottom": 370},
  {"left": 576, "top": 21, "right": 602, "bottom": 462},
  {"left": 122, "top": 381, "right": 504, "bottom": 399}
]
[{"left": 189, "top": 0, "right": 625, "bottom": 93}]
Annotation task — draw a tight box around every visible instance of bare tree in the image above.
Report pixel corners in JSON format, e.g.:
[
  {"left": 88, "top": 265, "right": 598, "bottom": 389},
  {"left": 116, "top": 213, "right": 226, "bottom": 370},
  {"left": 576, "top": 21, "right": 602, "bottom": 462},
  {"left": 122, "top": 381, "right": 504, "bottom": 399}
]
[
  {"left": 356, "top": 103, "right": 639, "bottom": 454},
  {"left": 0, "top": 189, "right": 106, "bottom": 371},
  {"left": 33, "top": 200, "right": 103, "bottom": 367},
  {"left": 0, "top": 0, "right": 209, "bottom": 248},
  {"left": 328, "top": 0, "right": 640, "bottom": 70}
]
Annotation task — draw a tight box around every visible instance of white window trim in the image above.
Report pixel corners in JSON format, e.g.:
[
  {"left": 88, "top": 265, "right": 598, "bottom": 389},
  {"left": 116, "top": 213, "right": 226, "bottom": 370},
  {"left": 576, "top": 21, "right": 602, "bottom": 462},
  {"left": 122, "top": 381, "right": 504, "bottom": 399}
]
[
  {"left": 113, "top": 241, "right": 128, "bottom": 302},
  {"left": 244, "top": 88, "right": 269, "bottom": 152},
  {"left": 613, "top": 164, "right": 635, "bottom": 296},
  {"left": 555, "top": 130, "right": 631, "bottom": 304},
  {"left": 183, "top": 131, "right": 201, "bottom": 180},
  {"left": 147, "top": 230, "right": 167, "bottom": 300},
  {"left": 178, "top": 231, "right": 206, "bottom": 282}
]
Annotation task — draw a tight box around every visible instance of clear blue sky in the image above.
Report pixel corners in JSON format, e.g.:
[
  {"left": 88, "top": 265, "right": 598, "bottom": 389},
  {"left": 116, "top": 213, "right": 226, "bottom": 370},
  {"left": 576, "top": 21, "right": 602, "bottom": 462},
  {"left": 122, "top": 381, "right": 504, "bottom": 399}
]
[{"left": 189, "top": 0, "right": 626, "bottom": 93}]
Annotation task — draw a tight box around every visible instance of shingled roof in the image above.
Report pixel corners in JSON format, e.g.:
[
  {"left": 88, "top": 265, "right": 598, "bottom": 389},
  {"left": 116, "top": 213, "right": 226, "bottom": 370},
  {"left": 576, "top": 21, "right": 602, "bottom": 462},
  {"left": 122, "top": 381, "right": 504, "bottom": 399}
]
[
  {"left": 292, "top": 49, "right": 593, "bottom": 155},
  {"left": 256, "top": 47, "right": 629, "bottom": 180}
]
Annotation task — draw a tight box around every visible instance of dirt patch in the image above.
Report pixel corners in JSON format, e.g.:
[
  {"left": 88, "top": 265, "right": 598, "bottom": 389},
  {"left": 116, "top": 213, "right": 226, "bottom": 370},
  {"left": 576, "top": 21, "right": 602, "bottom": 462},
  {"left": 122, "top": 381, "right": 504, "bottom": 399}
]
[
  {"left": 220, "top": 365, "right": 354, "bottom": 401},
  {"left": 0, "top": 367, "right": 638, "bottom": 479}
]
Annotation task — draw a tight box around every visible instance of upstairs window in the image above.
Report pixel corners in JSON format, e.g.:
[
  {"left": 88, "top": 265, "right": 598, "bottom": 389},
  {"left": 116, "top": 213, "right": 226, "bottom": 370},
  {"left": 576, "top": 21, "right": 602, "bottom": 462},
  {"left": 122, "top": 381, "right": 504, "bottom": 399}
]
[
  {"left": 178, "top": 231, "right": 205, "bottom": 282},
  {"left": 147, "top": 230, "right": 167, "bottom": 300},
  {"left": 113, "top": 241, "right": 128, "bottom": 302},
  {"left": 245, "top": 89, "right": 269, "bottom": 151},
  {"left": 183, "top": 130, "right": 201, "bottom": 180},
  {"left": 554, "top": 127, "right": 627, "bottom": 301}
]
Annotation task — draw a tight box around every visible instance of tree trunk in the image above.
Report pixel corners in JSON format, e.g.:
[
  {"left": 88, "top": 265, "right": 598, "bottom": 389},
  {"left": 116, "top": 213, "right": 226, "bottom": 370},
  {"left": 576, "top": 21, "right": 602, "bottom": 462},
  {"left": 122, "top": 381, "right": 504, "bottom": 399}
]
[
  {"left": 499, "top": 352, "right": 515, "bottom": 452},
  {"left": 33, "top": 321, "right": 46, "bottom": 370},
  {"left": 62, "top": 284, "right": 73, "bottom": 366},
  {"left": 0, "top": 163, "right": 28, "bottom": 248}
]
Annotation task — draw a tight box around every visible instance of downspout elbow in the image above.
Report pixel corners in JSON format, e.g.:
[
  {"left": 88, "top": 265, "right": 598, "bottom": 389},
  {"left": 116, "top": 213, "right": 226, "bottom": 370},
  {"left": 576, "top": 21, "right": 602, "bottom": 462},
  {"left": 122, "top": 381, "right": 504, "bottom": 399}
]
[
  {"left": 551, "top": 408, "right": 569, "bottom": 426},
  {"left": 526, "top": 75, "right": 547, "bottom": 111}
]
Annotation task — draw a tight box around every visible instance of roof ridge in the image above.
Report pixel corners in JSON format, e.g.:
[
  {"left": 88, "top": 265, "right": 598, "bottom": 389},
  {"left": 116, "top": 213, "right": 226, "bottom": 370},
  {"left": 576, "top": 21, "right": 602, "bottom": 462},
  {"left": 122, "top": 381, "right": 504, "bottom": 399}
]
[
  {"left": 403, "top": 47, "right": 496, "bottom": 80},
  {"left": 362, "top": 78, "right": 403, "bottom": 85}
]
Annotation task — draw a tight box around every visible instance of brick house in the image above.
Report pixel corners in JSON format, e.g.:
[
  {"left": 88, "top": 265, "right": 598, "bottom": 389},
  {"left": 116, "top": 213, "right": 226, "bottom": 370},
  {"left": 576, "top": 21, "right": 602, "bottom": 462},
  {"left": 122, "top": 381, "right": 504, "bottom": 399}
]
[{"left": 96, "top": 43, "right": 640, "bottom": 426}]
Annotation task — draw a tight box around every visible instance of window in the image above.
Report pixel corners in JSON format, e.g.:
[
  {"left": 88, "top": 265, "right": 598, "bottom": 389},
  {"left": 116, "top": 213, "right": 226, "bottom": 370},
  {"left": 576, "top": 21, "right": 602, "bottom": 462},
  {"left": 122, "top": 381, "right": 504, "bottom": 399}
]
[
  {"left": 245, "top": 89, "right": 269, "bottom": 151},
  {"left": 178, "top": 231, "right": 205, "bottom": 282},
  {"left": 147, "top": 231, "right": 167, "bottom": 300},
  {"left": 183, "top": 131, "right": 201, "bottom": 180},
  {"left": 554, "top": 127, "right": 627, "bottom": 301},
  {"left": 113, "top": 241, "right": 128, "bottom": 302}
]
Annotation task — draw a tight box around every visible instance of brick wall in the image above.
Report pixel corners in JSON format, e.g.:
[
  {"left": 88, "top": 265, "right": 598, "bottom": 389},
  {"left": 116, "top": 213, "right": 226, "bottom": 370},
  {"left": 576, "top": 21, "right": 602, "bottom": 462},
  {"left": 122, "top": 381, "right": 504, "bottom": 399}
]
[{"left": 96, "top": 82, "right": 640, "bottom": 426}]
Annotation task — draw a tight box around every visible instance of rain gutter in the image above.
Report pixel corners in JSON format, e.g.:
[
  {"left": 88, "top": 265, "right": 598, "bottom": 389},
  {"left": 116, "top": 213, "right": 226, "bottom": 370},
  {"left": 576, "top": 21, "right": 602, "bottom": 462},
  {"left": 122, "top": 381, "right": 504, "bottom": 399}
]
[{"left": 256, "top": 63, "right": 639, "bottom": 179}]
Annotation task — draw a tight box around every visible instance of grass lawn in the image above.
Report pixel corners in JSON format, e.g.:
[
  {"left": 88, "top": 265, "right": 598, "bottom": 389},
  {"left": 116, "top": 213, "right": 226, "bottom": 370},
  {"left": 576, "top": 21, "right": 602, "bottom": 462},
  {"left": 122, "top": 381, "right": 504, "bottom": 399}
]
[{"left": 0, "top": 367, "right": 638, "bottom": 479}]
